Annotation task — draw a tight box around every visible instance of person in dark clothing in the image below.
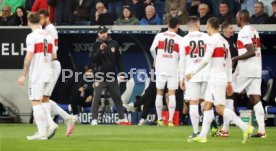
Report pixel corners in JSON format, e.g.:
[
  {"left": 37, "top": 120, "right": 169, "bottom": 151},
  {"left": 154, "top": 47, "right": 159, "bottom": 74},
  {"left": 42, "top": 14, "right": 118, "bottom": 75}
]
[
  {"left": 90, "top": 1, "right": 115, "bottom": 25},
  {"left": 197, "top": 3, "right": 212, "bottom": 25},
  {"left": 217, "top": 0, "right": 236, "bottom": 24},
  {"left": 48, "top": 0, "right": 79, "bottom": 25},
  {"left": 89, "top": 25, "right": 131, "bottom": 126},
  {"left": 0, "top": 5, "right": 17, "bottom": 26},
  {"left": 264, "top": 0, "right": 276, "bottom": 24},
  {"left": 15, "top": 6, "right": 28, "bottom": 26},
  {"left": 74, "top": 0, "right": 94, "bottom": 25},
  {"left": 187, "top": 0, "right": 213, "bottom": 16},
  {"left": 25, "top": 0, "right": 35, "bottom": 12},
  {"left": 128, "top": 0, "right": 148, "bottom": 20},
  {"left": 69, "top": 65, "right": 94, "bottom": 116},
  {"left": 250, "top": 2, "right": 268, "bottom": 24},
  {"left": 221, "top": 22, "right": 237, "bottom": 59}
]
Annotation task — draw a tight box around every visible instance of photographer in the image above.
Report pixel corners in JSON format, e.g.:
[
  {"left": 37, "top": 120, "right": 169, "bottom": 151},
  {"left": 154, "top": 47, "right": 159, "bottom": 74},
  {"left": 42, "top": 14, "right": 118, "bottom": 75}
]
[{"left": 89, "top": 26, "right": 131, "bottom": 126}]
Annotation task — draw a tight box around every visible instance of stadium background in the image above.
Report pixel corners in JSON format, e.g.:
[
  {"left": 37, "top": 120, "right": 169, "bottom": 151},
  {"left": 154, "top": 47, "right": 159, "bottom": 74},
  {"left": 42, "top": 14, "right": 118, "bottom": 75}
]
[{"left": 0, "top": 25, "right": 276, "bottom": 124}]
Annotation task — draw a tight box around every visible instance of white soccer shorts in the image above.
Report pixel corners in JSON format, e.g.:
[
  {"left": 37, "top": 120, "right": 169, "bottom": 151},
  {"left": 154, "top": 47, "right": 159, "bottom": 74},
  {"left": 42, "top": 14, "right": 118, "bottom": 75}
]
[
  {"left": 156, "top": 74, "right": 178, "bottom": 90},
  {"left": 205, "top": 83, "right": 227, "bottom": 106},
  {"left": 44, "top": 60, "right": 61, "bottom": 96},
  {"left": 233, "top": 76, "right": 261, "bottom": 96},
  {"left": 184, "top": 81, "right": 208, "bottom": 100},
  {"left": 28, "top": 82, "right": 50, "bottom": 101}
]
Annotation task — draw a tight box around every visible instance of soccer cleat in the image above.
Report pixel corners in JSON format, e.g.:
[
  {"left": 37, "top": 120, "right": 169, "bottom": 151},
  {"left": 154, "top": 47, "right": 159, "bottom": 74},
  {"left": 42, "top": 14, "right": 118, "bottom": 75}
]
[
  {"left": 168, "top": 121, "right": 174, "bottom": 127},
  {"left": 242, "top": 125, "right": 254, "bottom": 144},
  {"left": 157, "top": 120, "right": 164, "bottom": 126},
  {"left": 188, "top": 132, "right": 200, "bottom": 139},
  {"left": 116, "top": 119, "right": 132, "bottom": 125},
  {"left": 138, "top": 118, "right": 146, "bottom": 126},
  {"left": 217, "top": 130, "right": 229, "bottom": 137},
  {"left": 47, "top": 123, "right": 58, "bottom": 139},
  {"left": 211, "top": 127, "right": 218, "bottom": 137},
  {"left": 27, "top": 133, "right": 47, "bottom": 140},
  {"left": 251, "top": 132, "right": 267, "bottom": 138},
  {"left": 90, "top": 119, "right": 98, "bottom": 126},
  {"left": 187, "top": 136, "right": 207, "bottom": 143},
  {"left": 65, "top": 115, "right": 78, "bottom": 137}
]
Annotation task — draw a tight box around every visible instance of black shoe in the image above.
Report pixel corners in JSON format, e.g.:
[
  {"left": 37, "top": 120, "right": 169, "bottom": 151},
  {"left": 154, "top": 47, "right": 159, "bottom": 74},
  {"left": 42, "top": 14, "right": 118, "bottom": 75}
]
[{"left": 188, "top": 132, "right": 200, "bottom": 139}]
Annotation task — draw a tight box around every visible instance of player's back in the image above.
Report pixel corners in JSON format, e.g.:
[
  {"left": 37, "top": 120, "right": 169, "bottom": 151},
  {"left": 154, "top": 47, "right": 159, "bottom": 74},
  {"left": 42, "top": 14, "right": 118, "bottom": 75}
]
[
  {"left": 27, "top": 29, "right": 55, "bottom": 83},
  {"left": 180, "top": 31, "right": 210, "bottom": 82},
  {"left": 237, "top": 25, "right": 262, "bottom": 78},
  {"left": 153, "top": 31, "right": 181, "bottom": 76},
  {"left": 208, "top": 33, "right": 231, "bottom": 84}
]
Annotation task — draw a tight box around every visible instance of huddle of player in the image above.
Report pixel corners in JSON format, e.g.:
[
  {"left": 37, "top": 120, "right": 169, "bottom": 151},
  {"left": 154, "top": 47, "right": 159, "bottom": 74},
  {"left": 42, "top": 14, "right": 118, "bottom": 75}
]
[
  {"left": 150, "top": 10, "right": 266, "bottom": 143},
  {"left": 18, "top": 10, "right": 77, "bottom": 140}
]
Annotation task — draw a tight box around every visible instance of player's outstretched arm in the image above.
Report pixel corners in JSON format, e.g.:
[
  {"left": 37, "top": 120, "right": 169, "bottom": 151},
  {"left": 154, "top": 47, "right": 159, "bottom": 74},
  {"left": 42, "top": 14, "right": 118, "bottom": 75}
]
[
  {"left": 18, "top": 52, "right": 33, "bottom": 85},
  {"left": 232, "top": 44, "right": 255, "bottom": 62},
  {"left": 186, "top": 41, "right": 214, "bottom": 80}
]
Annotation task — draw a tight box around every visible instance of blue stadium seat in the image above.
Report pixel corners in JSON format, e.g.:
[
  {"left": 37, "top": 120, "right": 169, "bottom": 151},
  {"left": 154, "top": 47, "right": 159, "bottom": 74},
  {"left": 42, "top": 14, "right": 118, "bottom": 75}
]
[
  {"left": 236, "top": 106, "right": 248, "bottom": 114},
  {"left": 112, "top": 105, "right": 128, "bottom": 113},
  {"left": 265, "top": 106, "right": 276, "bottom": 114},
  {"left": 58, "top": 104, "right": 70, "bottom": 112}
]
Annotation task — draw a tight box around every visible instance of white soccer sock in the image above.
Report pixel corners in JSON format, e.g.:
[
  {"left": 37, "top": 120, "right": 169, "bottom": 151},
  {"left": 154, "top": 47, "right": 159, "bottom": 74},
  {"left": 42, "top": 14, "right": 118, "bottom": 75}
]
[
  {"left": 223, "top": 108, "right": 247, "bottom": 132},
  {"left": 168, "top": 95, "right": 176, "bottom": 122},
  {"left": 33, "top": 105, "right": 47, "bottom": 136},
  {"left": 42, "top": 102, "right": 56, "bottom": 126},
  {"left": 49, "top": 100, "right": 70, "bottom": 120},
  {"left": 254, "top": 102, "right": 265, "bottom": 133},
  {"left": 225, "top": 99, "right": 234, "bottom": 111},
  {"left": 189, "top": 105, "right": 199, "bottom": 133},
  {"left": 199, "top": 109, "right": 214, "bottom": 138},
  {"left": 155, "top": 95, "right": 163, "bottom": 120},
  {"left": 222, "top": 99, "right": 234, "bottom": 131}
]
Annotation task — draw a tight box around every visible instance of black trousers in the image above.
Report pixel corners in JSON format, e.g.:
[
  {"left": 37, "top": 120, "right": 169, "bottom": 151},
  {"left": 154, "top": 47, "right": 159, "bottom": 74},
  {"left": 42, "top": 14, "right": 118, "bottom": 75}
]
[{"left": 92, "top": 80, "right": 125, "bottom": 120}]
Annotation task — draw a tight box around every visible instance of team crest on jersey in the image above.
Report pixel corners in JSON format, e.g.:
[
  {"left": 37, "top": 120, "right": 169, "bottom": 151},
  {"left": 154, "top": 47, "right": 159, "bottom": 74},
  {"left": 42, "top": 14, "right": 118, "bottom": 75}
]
[{"left": 111, "top": 47, "right": 115, "bottom": 53}]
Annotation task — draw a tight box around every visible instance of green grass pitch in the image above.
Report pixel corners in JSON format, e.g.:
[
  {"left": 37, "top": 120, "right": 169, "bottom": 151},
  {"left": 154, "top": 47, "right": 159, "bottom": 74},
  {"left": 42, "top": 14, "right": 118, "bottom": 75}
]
[{"left": 0, "top": 124, "right": 275, "bottom": 151}]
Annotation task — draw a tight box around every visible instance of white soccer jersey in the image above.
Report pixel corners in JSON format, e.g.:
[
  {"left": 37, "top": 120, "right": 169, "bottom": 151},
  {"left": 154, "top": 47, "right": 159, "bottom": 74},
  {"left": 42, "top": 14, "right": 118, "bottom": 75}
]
[
  {"left": 192, "top": 33, "right": 232, "bottom": 85},
  {"left": 26, "top": 29, "right": 55, "bottom": 84},
  {"left": 179, "top": 31, "right": 210, "bottom": 82},
  {"left": 45, "top": 24, "right": 58, "bottom": 53},
  {"left": 150, "top": 31, "right": 181, "bottom": 76},
  {"left": 237, "top": 25, "right": 262, "bottom": 78}
]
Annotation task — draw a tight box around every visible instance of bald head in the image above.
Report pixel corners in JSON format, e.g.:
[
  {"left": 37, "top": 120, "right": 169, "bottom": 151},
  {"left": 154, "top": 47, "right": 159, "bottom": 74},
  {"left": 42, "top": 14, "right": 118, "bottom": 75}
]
[
  {"left": 2, "top": 5, "right": 12, "bottom": 18},
  {"left": 145, "top": 5, "right": 156, "bottom": 19},
  {"left": 198, "top": 3, "right": 209, "bottom": 17}
]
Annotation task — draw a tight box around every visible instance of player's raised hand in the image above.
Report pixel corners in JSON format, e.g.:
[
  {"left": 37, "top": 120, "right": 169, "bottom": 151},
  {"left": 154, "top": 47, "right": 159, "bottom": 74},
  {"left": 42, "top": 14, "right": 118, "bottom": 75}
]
[
  {"left": 226, "top": 82, "right": 233, "bottom": 96},
  {"left": 185, "top": 73, "right": 192, "bottom": 81},
  {"left": 18, "top": 76, "right": 26, "bottom": 85},
  {"left": 180, "top": 80, "right": 185, "bottom": 91}
]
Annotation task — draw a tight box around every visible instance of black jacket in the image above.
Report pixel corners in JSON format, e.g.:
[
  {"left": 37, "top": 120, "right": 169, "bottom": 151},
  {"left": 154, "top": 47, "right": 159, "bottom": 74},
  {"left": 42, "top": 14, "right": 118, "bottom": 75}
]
[
  {"left": 89, "top": 37, "right": 124, "bottom": 80},
  {"left": 250, "top": 13, "right": 269, "bottom": 24},
  {"left": 48, "top": 0, "right": 79, "bottom": 25},
  {"left": 90, "top": 13, "right": 115, "bottom": 25},
  {"left": 264, "top": 14, "right": 276, "bottom": 24},
  {"left": 218, "top": 13, "right": 236, "bottom": 24},
  {"left": 0, "top": 15, "right": 17, "bottom": 26}
]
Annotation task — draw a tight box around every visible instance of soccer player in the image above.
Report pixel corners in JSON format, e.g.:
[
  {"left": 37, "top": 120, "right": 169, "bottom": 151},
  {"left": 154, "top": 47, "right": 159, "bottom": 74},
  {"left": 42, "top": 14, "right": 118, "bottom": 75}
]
[
  {"left": 38, "top": 9, "right": 77, "bottom": 137},
  {"left": 232, "top": 9, "right": 266, "bottom": 138},
  {"left": 18, "top": 12, "right": 57, "bottom": 140},
  {"left": 179, "top": 16, "right": 210, "bottom": 138},
  {"left": 186, "top": 17, "right": 253, "bottom": 143},
  {"left": 150, "top": 17, "right": 181, "bottom": 127}
]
